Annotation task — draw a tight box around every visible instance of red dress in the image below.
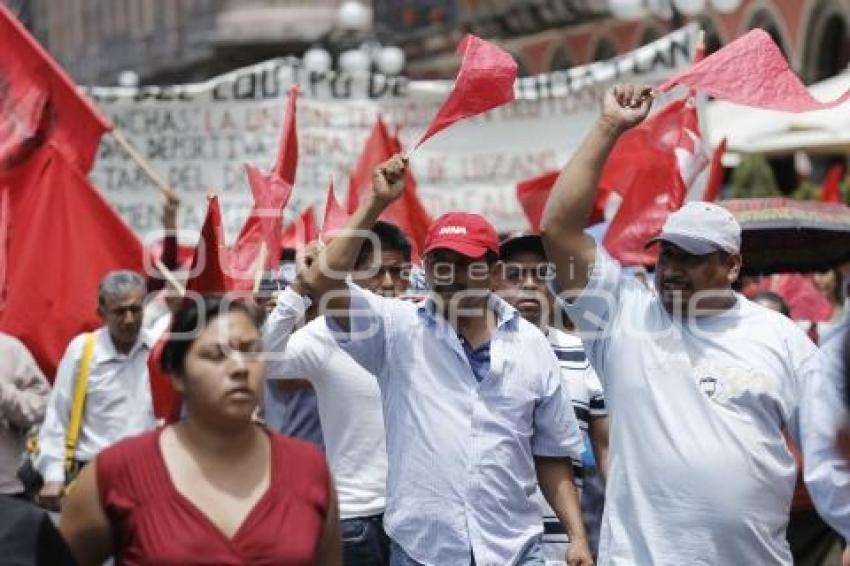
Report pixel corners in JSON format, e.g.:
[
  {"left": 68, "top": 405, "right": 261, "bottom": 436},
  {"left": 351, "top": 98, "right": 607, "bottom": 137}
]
[{"left": 96, "top": 427, "right": 330, "bottom": 565}]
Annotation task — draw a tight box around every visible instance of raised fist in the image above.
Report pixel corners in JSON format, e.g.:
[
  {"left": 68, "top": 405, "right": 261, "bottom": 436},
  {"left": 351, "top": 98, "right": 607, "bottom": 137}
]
[
  {"left": 372, "top": 154, "right": 408, "bottom": 205},
  {"left": 601, "top": 84, "right": 655, "bottom": 132}
]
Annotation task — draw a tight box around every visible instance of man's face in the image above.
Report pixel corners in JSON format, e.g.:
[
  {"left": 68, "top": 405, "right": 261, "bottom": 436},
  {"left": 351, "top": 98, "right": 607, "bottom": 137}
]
[
  {"left": 654, "top": 242, "right": 741, "bottom": 316},
  {"left": 353, "top": 249, "right": 410, "bottom": 298},
  {"left": 99, "top": 288, "right": 145, "bottom": 347},
  {"left": 423, "top": 248, "right": 494, "bottom": 312},
  {"left": 493, "top": 250, "right": 551, "bottom": 327}
]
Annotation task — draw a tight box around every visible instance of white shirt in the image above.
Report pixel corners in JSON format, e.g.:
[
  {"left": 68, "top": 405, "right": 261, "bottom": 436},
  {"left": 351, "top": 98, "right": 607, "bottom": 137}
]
[
  {"left": 36, "top": 327, "right": 156, "bottom": 482},
  {"left": 803, "top": 321, "right": 850, "bottom": 541},
  {"left": 562, "top": 245, "right": 818, "bottom": 566},
  {"left": 535, "top": 327, "right": 606, "bottom": 564},
  {"left": 263, "top": 289, "right": 388, "bottom": 519}
]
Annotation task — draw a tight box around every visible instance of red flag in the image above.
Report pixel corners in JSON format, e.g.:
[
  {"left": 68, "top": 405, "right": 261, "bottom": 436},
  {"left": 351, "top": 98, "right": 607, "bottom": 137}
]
[
  {"left": 0, "top": 3, "right": 112, "bottom": 172},
  {"left": 601, "top": 99, "right": 707, "bottom": 266},
  {"left": 272, "top": 85, "right": 299, "bottom": 186},
  {"left": 186, "top": 195, "right": 232, "bottom": 294},
  {"left": 516, "top": 170, "right": 610, "bottom": 232},
  {"left": 820, "top": 164, "right": 845, "bottom": 203},
  {"left": 0, "top": 187, "right": 8, "bottom": 314},
  {"left": 347, "top": 118, "right": 431, "bottom": 260},
  {"left": 347, "top": 118, "right": 396, "bottom": 214},
  {"left": 229, "top": 165, "right": 293, "bottom": 290},
  {"left": 660, "top": 29, "right": 850, "bottom": 112},
  {"left": 415, "top": 34, "right": 517, "bottom": 148},
  {"left": 0, "top": 145, "right": 143, "bottom": 379},
  {"left": 321, "top": 178, "right": 350, "bottom": 242},
  {"left": 280, "top": 206, "right": 318, "bottom": 251},
  {"left": 703, "top": 138, "right": 727, "bottom": 202}
]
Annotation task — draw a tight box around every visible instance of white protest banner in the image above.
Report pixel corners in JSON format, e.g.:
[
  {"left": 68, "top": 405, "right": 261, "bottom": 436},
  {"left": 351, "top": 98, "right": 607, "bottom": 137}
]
[{"left": 88, "top": 24, "right": 697, "bottom": 245}]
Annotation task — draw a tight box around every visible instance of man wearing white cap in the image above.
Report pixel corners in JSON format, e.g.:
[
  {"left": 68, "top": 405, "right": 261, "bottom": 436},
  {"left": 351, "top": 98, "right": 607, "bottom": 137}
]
[{"left": 540, "top": 83, "right": 821, "bottom": 565}]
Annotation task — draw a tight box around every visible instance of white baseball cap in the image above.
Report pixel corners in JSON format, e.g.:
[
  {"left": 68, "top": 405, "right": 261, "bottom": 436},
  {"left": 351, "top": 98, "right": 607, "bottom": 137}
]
[{"left": 647, "top": 202, "right": 742, "bottom": 255}]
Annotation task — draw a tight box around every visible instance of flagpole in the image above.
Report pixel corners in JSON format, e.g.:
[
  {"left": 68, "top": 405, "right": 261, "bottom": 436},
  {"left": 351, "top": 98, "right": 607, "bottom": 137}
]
[
  {"left": 252, "top": 242, "right": 269, "bottom": 293},
  {"left": 153, "top": 257, "right": 186, "bottom": 297},
  {"left": 110, "top": 129, "right": 179, "bottom": 201}
]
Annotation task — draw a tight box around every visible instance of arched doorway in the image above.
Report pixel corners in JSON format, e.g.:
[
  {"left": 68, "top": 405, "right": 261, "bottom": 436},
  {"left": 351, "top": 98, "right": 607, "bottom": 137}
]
[
  {"left": 802, "top": 0, "right": 850, "bottom": 83},
  {"left": 745, "top": 8, "right": 791, "bottom": 61},
  {"left": 548, "top": 46, "right": 573, "bottom": 71},
  {"left": 592, "top": 38, "right": 617, "bottom": 62}
]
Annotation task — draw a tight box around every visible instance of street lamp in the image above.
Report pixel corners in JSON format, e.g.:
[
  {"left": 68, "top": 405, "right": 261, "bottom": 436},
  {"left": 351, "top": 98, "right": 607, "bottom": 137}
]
[
  {"left": 608, "top": 0, "right": 647, "bottom": 21},
  {"left": 303, "top": 0, "right": 406, "bottom": 76}
]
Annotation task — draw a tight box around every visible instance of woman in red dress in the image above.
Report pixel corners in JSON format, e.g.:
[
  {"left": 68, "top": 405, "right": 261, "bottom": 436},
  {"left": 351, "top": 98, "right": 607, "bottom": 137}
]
[{"left": 60, "top": 296, "right": 341, "bottom": 565}]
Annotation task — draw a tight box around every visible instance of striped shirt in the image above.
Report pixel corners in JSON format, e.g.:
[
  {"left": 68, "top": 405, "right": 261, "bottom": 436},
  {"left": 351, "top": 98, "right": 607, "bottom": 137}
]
[{"left": 534, "top": 327, "right": 606, "bottom": 562}]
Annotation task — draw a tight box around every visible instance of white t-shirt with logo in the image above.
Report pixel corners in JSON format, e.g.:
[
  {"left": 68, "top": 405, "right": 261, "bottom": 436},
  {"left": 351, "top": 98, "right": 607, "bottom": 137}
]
[
  {"left": 561, "top": 246, "right": 818, "bottom": 566},
  {"left": 265, "top": 315, "right": 388, "bottom": 520}
]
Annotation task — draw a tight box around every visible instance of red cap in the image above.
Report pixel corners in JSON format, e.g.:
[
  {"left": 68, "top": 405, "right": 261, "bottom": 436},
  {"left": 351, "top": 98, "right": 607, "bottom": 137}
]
[{"left": 423, "top": 212, "right": 499, "bottom": 258}]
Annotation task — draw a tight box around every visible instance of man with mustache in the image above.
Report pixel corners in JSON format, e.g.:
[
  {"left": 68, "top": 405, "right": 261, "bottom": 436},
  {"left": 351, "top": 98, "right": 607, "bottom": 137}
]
[
  {"left": 493, "top": 233, "right": 610, "bottom": 564},
  {"left": 299, "top": 157, "right": 593, "bottom": 565},
  {"left": 540, "top": 83, "right": 821, "bottom": 565}
]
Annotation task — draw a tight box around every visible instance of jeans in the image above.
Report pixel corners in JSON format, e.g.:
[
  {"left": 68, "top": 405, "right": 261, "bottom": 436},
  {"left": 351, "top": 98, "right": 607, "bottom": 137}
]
[
  {"left": 390, "top": 536, "right": 544, "bottom": 566},
  {"left": 342, "top": 514, "right": 390, "bottom": 566}
]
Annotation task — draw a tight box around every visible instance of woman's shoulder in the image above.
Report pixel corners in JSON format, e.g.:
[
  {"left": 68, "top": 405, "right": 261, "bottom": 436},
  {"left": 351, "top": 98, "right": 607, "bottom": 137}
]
[{"left": 95, "top": 429, "right": 161, "bottom": 481}]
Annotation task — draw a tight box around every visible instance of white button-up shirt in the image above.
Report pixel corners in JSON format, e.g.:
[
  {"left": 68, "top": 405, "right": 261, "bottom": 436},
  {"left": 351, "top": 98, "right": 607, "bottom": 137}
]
[
  {"left": 803, "top": 321, "right": 850, "bottom": 541},
  {"left": 335, "top": 283, "right": 583, "bottom": 566},
  {"left": 37, "top": 327, "right": 156, "bottom": 482}
]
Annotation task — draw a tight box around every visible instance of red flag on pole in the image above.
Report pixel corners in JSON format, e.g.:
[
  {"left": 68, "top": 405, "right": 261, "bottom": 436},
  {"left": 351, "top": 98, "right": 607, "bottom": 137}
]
[
  {"left": 703, "top": 138, "right": 727, "bottom": 203},
  {"left": 0, "top": 187, "right": 9, "bottom": 315},
  {"left": 0, "top": 3, "right": 112, "bottom": 172},
  {"left": 347, "top": 118, "right": 431, "bottom": 260},
  {"left": 272, "top": 85, "right": 299, "bottom": 186},
  {"left": 414, "top": 34, "right": 517, "bottom": 149},
  {"left": 186, "top": 195, "right": 232, "bottom": 294},
  {"left": 280, "top": 206, "right": 318, "bottom": 251},
  {"left": 660, "top": 29, "right": 850, "bottom": 112},
  {"left": 820, "top": 164, "right": 845, "bottom": 203},
  {"left": 229, "top": 165, "right": 293, "bottom": 290},
  {"left": 321, "top": 178, "right": 350, "bottom": 242},
  {"left": 0, "top": 145, "right": 143, "bottom": 379}
]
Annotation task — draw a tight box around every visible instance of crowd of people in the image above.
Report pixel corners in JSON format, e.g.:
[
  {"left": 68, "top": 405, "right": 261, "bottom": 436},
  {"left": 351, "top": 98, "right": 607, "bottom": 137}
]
[{"left": 1, "top": 84, "right": 849, "bottom": 566}]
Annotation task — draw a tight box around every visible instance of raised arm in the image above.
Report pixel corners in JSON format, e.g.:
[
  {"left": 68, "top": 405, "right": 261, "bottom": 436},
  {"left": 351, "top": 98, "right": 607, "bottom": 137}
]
[
  {"left": 540, "top": 84, "right": 654, "bottom": 295},
  {"left": 301, "top": 155, "right": 407, "bottom": 332}
]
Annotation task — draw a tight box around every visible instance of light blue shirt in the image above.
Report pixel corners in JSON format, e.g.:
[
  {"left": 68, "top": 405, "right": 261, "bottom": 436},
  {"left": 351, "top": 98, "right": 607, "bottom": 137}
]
[
  {"left": 333, "top": 283, "right": 584, "bottom": 566},
  {"left": 803, "top": 321, "right": 850, "bottom": 542}
]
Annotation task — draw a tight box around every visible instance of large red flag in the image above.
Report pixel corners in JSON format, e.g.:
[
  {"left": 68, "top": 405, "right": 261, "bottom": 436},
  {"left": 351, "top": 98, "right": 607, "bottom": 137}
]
[
  {"left": 703, "top": 138, "right": 727, "bottom": 203},
  {"left": 0, "top": 187, "right": 8, "bottom": 315},
  {"left": 820, "top": 164, "right": 845, "bottom": 203},
  {"left": 347, "top": 118, "right": 431, "bottom": 260},
  {"left": 660, "top": 29, "right": 850, "bottom": 112},
  {"left": 601, "top": 98, "right": 708, "bottom": 265},
  {"left": 280, "top": 206, "right": 318, "bottom": 251},
  {"left": 516, "top": 170, "right": 610, "bottom": 232},
  {"left": 414, "top": 34, "right": 517, "bottom": 149},
  {"left": 321, "top": 178, "right": 350, "bottom": 242},
  {"left": 0, "top": 4, "right": 111, "bottom": 172},
  {"left": 0, "top": 145, "right": 143, "bottom": 379}
]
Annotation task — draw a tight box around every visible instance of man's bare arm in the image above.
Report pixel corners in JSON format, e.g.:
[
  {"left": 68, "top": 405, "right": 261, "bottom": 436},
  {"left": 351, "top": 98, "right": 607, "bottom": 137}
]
[
  {"left": 299, "top": 155, "right": 407, "bottom": 331},
  {"left": 541, "top": 84, "right": 655, "bottom": 295}
]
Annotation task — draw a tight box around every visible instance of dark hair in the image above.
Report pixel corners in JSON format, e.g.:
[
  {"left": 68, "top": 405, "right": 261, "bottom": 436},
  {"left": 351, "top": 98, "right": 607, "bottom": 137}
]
[
  {"left": 160, "top": 295, "right": 261, "bottom": 377},
  {"left": 751, "top": 290, "right": 790, "bottom": 317},
  {"left": 356, "top": 221, "right": 412, "bottom": 267},
  {"left": 499, "top": 235, "right": 546, "bottom": 263}
]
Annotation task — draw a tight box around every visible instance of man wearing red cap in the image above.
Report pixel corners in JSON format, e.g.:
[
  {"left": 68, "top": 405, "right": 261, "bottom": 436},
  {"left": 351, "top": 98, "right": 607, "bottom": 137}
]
[{"left": 300, "top": 156, "right": 592, "bottom": 566}]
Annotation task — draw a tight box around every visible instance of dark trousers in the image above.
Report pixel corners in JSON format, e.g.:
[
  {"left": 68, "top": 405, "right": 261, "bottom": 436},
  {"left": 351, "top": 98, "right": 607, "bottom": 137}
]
[
  {"left": 342, "top": 514, "right": 390, "bottom": 566},
  {"left": 787, "top": 508, "right": 842, "bottom": 566}
]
